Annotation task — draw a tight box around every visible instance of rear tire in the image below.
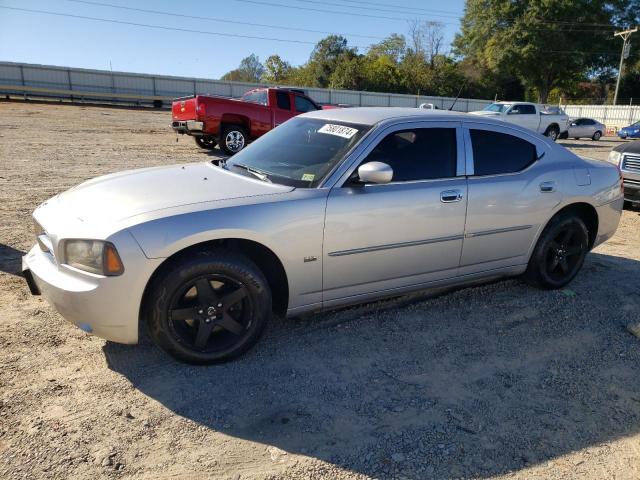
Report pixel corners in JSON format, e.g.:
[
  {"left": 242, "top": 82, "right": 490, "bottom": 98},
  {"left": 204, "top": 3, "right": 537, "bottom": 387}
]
[
  {"left": 194, "top": 136, "right": 217, "bottom": 150},
  {"left": 524, "top": 214, "right": 589, "bottom": 289},
  {"left": 545, "top": 126, "right": 560, "bottom": 142},
  {"left": 592, "top": 131, "right": 602, "bottom": 141},
  {"left": 220, "top": 124, "right": 248, "bottom": 155},
  {"left": 144, "top": 250, "right": 272, "bottom": 364}
]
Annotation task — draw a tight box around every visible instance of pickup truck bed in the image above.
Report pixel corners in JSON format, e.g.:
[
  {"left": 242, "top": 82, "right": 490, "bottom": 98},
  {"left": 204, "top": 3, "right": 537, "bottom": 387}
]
[{"left": 172, "top": 87, "right": 324, "bottom": 155}]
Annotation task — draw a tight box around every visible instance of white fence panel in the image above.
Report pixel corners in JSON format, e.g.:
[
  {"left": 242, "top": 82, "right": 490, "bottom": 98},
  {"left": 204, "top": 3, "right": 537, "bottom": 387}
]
[
  {"left": 0, "top": 64, "right": 22, "bottom": 85},
  {"left": 115, "top": 75, "right": 155, "bottom": 95},
  {"left": 564, "top": 104, "right": 640, "bottom": 129}
]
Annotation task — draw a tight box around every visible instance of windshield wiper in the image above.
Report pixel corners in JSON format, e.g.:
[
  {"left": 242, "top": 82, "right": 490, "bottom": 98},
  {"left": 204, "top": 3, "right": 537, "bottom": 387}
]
[{"left": 230, "top": 163, "right": 272, "bottom": 183}]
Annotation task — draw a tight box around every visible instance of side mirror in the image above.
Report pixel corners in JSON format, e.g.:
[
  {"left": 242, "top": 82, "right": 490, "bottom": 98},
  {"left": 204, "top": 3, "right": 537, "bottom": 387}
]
[{"left": 357, "top": 161, "right": 393, "bottom": 184}]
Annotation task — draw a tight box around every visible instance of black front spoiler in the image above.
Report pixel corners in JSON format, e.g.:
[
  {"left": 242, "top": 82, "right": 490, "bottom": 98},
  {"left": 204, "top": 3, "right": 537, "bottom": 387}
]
[{"left": 22, "top": 268, "right": 41, "bottom": 295}]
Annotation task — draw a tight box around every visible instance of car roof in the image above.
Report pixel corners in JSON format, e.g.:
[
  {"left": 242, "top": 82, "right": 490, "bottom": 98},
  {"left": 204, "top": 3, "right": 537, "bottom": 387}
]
[{"left": 302, "top": 107, "right": 501, "bottom": 127}]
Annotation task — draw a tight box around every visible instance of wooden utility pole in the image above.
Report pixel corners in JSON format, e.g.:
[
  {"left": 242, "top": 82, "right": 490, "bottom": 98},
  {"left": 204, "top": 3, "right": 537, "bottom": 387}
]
[{"left": 613, "top": 27, "right": 637, "bottom": 105}]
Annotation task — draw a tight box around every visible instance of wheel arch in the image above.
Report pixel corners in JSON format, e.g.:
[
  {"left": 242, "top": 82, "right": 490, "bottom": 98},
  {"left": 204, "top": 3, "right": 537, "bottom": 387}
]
[
  {"left": 220, "top": 114, "right": 250, "bottom": 132},
  {"left": 139, "top": 238, "right": 290, "bottom": 327},
  {"left": 543, "top": 202, "right": 599, "bottom": 250},
  {"left": 544, "top": 123, "right": 560, "bottom": 135}
]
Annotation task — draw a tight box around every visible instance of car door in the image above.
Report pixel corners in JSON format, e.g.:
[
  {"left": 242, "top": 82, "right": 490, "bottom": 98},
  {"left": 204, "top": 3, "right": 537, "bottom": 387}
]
[
  {"left": 272, "top": 91, "right": 296, "bottom": 127},
  {"left": 294, "top": 95, "right": 319, "bottom": 115},
  {"left": 322, "top": 121, "right": 468, "bottom": 305},
  {"left": 508, "top": 104, "right": 539, "bottom": 131},
  {"left": 459, "top": 122, "right": 561, "bottom": 275}
]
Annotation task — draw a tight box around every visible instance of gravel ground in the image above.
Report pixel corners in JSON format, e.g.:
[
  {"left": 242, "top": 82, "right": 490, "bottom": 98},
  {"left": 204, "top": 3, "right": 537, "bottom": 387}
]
[{"left": 1, "top": 101, "right": 640, "bottom": 480}]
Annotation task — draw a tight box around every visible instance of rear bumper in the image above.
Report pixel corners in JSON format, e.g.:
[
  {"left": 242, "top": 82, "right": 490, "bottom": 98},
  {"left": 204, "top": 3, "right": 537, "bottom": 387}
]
[
  {"left": 171, "top": 120, "right": 204, "bottom": 135},
  {"left": 593, "top": 196, "right": 624, "bottom": 248}
]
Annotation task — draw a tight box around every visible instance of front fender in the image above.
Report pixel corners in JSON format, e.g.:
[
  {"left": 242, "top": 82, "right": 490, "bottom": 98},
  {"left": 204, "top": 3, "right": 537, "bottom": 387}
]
[{"left": 127, "top": 191, "right": 329, "bottom": 310}]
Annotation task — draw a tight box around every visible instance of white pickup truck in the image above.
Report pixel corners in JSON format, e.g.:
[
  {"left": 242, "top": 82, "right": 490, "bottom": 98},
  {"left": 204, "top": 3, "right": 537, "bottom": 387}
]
[{"left": 470, "top": 101, "right": 570, "bottom": 141}]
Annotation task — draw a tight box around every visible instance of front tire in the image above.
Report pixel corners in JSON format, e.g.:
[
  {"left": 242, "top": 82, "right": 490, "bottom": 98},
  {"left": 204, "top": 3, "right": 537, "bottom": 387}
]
[
  {"left": 592, "top": 131, "right": 602, "bottom": 141},
  {"left": 194, "top": 136, "right": 217, "bottom": 149},
  {"left": 144, "top": 250, "right": 272, "bottom": 364},
  {"left": 524, "top": 214, "right": 589, "bottom": 289},
  {"left": 220, "top": 124, "right": 248, "bottom": 155}
]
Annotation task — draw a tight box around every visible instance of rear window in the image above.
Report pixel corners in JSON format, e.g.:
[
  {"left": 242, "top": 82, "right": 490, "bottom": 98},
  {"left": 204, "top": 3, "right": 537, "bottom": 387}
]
[
  {"left": 470, "top": 129, "right": 537, "bottom": 176},
  {"left": 241, "top": 90, "right": 268, "bottom": 106}
]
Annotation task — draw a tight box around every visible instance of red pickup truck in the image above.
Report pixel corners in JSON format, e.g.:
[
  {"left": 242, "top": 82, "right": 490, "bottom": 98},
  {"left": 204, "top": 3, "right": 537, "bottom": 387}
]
[{"left": 171, "top": 87, "right": 325, "bottom": 155}]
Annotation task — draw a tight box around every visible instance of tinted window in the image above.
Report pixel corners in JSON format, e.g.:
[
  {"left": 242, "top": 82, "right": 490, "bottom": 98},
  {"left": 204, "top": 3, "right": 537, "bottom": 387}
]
[
  {"left": 584, "top": 119, "right": 595, "bottom": 125},
  {"left": 276, "top": 91, "right": 291, "bottom": 110},
  {"left": 363, "top": 128, "right": 457, "bottom": 182},
  {"left": 470, "top": 129, "right": 537, "bottom": 176},
  {"left": 294, "top": 95, "right": 317, "bottom": 113},
  {"left": 512, "top": 104, "right": 536, "bottom": 114}
]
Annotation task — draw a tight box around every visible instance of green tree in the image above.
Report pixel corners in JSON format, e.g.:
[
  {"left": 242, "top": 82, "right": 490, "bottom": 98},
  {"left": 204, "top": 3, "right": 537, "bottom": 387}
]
[
  {"left": 220, "top": 54, "right": 265, "bottom": 83},
  {"left": 453, "top": 0, "right": 619, "bottom": 102},
  {"left": 307, "top": 35, "right": 358, "bottom": 87},
  {"left": 261, "top": 55, "right": 292, "bottom": 83}
]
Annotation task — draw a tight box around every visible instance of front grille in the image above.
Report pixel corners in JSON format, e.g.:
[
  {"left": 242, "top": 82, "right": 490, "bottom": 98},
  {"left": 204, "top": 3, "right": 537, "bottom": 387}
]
[
  {"left": 622, "top": 154, "right": 640, "bottom": 173},
  {"left": 624, "top": 178, "right": 640, "bottom": 186}
]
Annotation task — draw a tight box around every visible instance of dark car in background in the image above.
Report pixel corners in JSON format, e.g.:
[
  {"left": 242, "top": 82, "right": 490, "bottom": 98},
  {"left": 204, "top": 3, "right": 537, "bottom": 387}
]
[{"left": 610, "top": 140, "right": 640, "bottom": 206}]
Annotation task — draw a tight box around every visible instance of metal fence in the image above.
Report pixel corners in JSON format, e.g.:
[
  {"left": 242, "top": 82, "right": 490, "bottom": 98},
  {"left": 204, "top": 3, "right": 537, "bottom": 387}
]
[
  {"left": 1, "top": 61, "right": 639, "bottom": 129},
  {"left": 0, "top": 61, "right": 491, "bottom": 111}
]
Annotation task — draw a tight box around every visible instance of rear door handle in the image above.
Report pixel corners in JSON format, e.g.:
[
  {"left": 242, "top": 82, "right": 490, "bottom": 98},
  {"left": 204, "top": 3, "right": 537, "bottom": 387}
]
[
  {"left": 440, "top": 190, "right": 463, "bottom": 203},
  {"left": 540, "top": 181, "right": 556, "bottom": 192}
]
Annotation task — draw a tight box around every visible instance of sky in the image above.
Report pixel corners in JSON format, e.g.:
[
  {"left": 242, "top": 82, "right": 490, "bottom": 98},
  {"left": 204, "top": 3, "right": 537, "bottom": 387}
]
[{"left": 0, "top": 0, "right": 466, "bottom": 79}]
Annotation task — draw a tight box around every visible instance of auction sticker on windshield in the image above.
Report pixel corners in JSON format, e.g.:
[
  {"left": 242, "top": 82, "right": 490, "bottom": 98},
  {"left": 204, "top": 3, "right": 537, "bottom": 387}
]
[{"left": 318, "top": 124, "right": 359, "bottom": 139}]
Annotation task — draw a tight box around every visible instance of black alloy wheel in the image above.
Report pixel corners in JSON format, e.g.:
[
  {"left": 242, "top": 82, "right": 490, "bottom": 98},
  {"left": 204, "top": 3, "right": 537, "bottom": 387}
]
[
  {"left": 145, "top": 250, "right": 271, "bottom": 364},
  {"left": 524, "top": 214, "right": 589, "bottom": 289},
  {"left": 168, "top": 275, "right": 252, "bottom": 352}
]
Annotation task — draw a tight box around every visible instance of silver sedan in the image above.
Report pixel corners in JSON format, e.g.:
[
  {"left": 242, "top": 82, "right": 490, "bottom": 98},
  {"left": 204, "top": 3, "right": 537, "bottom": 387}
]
[
  {"left": 23, "top": 108, "right": 624, "bottom": 363},
  {"left": 567, "top": 117, "right": 606, "bottom": 140}
]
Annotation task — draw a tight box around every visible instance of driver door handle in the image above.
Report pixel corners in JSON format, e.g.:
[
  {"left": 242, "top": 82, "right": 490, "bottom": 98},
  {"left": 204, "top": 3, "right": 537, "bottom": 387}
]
[{"left": 440, "top": 190, "right": 463, "bottom": 203}]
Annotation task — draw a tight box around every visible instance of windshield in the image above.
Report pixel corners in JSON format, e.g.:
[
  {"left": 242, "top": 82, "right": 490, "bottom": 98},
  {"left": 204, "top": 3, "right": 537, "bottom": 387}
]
[
  {"left": 224, "top": 117, "right": 370, "bottom": 187},
  {"left": 630, "top": 121, "right": 640, "bottom": 128},
  {"left": 483, "top": 103, "right": 509, "bottom": 113}
]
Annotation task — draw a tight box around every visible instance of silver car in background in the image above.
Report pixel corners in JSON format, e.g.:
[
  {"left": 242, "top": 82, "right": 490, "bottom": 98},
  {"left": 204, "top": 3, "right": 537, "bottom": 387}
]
[
  {"left": 22, "top": 108, "right": 624, "bottom": 363},
  {"left": 567, "top": 117, "right": 606, "bottom": 141}
]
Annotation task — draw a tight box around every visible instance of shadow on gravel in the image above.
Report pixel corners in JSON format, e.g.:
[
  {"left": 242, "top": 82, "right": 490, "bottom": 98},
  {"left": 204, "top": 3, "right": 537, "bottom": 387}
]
[
  {"left": 104, "top": 252, "right": 640, "bottom": 479},
  {"left": 0, "top": 243, "right": 26, "bottom": 276}
]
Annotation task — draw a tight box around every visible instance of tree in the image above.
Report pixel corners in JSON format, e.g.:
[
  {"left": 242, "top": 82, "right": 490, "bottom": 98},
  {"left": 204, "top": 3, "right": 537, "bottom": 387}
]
[
  {"left": 453, "top": 0, "right": 619, "bottom": 102},
  {"left": 367, "top": 34, "right": 406, "bottom": 63},
  {"left": 262, "top": 55, "right": 292, "bottom": 83},
  {"left": 308, "top": 35, "right": 358, "bottom": 87},
  {"left": 220, "top": 54, "right": 265, "bottom": 83}
]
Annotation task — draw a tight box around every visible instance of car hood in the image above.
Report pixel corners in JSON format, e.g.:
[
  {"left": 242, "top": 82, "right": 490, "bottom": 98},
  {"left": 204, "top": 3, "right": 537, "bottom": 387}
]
[{"left": 55, "top": 162, "right": 293, "bottom": 223}]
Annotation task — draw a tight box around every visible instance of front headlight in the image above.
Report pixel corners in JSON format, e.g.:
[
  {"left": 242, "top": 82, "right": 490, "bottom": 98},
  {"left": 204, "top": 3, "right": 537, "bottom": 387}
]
[
  {"left": 608, "top": 150, "right": 622, "bottom": 166},
  {"left": 63, "top": 239, "right": 124, "bottom": 276}
]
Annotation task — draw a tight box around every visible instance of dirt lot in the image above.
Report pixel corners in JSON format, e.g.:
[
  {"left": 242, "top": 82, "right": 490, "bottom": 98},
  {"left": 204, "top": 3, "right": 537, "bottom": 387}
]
[{"left": 1, "top": 101, "right": 639, "bottom": 480}]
